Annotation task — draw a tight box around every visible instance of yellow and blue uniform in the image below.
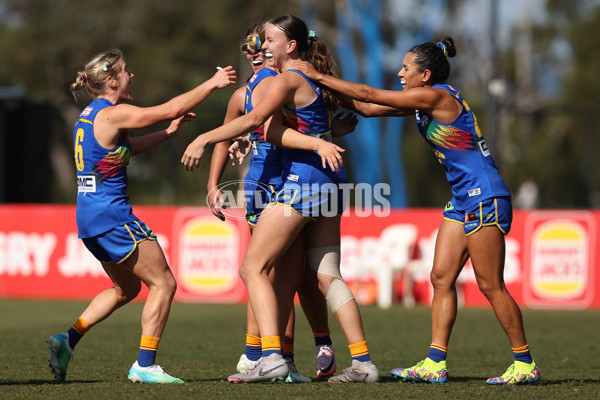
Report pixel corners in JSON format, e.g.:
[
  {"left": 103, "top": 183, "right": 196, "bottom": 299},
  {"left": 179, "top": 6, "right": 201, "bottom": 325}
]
[
  {"left": 74, "top": 98, "right": 156, "bottom": 263},
  {"left": 416, "top": 83, "right": 512, "bottom": 235},
  {"left": 243, "top": 68, "right": 282, "bottom": 225},
  {"left": 272, "top": 69, "right": 349, "bottom": 219}
]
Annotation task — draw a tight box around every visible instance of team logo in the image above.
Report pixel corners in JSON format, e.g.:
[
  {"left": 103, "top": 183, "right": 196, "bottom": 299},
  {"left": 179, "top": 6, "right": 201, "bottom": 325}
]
[{"left": 81, "top": 106, "right": 93, "bottom": 117}]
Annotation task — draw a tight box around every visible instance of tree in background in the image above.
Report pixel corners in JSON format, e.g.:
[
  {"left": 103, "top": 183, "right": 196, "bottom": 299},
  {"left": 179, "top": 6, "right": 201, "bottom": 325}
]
[
  {"left": 0, "top": 0, "right": 599, "bottom": 208},
  {"left": 0, "top": 0, "right": 298, "bottom": 204},
  {"left": 497, "top": 0, "right": 600, "bottom": 208}
]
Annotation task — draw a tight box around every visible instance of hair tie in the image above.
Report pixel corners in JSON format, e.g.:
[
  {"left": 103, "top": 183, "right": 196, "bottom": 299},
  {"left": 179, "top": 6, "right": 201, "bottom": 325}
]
[
  {"left": 437, "top": 42, "right": 448, "bottom": 57},
  {"left": 103, "top": 61, "right": 109, "bottom": 72},
  {"left": 308, "top": 30, "right": 319, "bottom": 41},
  {"left": 253, "top": 35, "right": 261, "bottom": 51},
  {"left": 82, "top": 71, "right": 88, "bottom": 81}
]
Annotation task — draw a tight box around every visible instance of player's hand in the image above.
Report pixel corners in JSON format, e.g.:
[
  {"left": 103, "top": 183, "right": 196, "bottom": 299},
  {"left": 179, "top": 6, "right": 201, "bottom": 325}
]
[
  {"left": 331, "top": 112, "right": 358, "bottom": 137},
  {"left": 289, "top": 60, "right": 319, "bottom": 80},
  {"left": 181, "top": 136, "right": 207, "bottom": 172},
  {"left": 207, "top": 186, "right": 226, "bottom": 221},
  {"left": 166, "top": 112, "right": 196, "bottom": 137},
  {"left": 229, "top": 136, "right": 251, "bottom": 166},
  {"left": 314, "top": 140, "right": 345, "bottom": 172},
  {"left": 211, "top": 66, "right": 237, "bottom": 89}
]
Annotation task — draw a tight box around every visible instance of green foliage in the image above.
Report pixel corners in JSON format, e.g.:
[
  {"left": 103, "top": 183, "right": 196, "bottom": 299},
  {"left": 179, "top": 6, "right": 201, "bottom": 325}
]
[
  {"left": 1, "top": 0, "right": 600, "bottom": 207},
  {"left": 0, "top": 0, "right": 300, "bottom": 204}
]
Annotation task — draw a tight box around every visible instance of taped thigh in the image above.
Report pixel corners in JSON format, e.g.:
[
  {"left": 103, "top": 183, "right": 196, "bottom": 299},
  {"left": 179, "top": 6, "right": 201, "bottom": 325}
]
[{"left": 308, "top": 246, "right": 341, "bottom": 278}]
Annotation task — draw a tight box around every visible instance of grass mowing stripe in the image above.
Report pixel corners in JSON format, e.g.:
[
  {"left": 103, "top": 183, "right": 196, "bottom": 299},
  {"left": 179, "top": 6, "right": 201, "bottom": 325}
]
[{"left": 0, "top": 299, "right": 598, "bottom": 399}]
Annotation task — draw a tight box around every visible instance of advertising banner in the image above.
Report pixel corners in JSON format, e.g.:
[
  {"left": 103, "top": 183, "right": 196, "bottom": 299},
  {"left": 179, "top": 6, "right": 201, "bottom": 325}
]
[{"left": 1, "top": 204, "right": 599, "bottom": 309}]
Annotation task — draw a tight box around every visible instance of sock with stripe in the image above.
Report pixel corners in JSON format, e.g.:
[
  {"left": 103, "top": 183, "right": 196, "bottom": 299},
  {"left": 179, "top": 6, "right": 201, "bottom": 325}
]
[
  {"left": 349, "top": 340, "right": 371, "bottom": 363},
  {"left": 244, "top": 334, "right": 262, "bottom": 362},
  {"left": 66, "top": 317, "right": 90, "bottom": 350},
  {"left": 137, "top": 335, "right": 160, "bottom": 367},
  {"left": 512, "top": 344, "right": 533, "bottom": 364},
  {"left": 313, "top": 330, "right": 333, "bottom": 347},
  {"left": 427, "top": 343, "right": 448, "bottom": 363},
  {"left": 261, "top": 335, "right": 283, "bottom": 358}
]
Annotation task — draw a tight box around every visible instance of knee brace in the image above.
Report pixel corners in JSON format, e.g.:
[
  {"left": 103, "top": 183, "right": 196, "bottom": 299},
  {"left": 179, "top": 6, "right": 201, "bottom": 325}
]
[{"left": 308, "top": 246, "right": 355, "bottom": 313}]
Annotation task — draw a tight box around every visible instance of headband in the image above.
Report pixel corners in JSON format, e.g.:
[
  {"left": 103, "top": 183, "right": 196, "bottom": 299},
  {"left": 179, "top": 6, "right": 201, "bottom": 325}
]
[
  {"left": 437, "top": 42, "right": 448, "bottom": 57},
  {"left": 253, "top": 35, "right": 261, "bottom": 51}
]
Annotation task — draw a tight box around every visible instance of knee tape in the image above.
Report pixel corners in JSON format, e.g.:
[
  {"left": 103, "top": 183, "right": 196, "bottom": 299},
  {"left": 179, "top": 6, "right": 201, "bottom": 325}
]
[
  {"left": 308, "top": 246, "right": 355, "bottom": 313},
  {"left": 325, "top": 278, "right": 355, "bottom": 313}
]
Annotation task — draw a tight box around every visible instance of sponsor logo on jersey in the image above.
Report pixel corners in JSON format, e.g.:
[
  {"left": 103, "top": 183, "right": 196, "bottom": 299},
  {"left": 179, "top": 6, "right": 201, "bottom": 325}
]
[
  {"left": 287, "top": 174, "right": 299, "bottom": 182},
  {"left": 477, "top": 138, "right": 491, "bottom": 157},
  {"left": 465, "top": 212, "right": 478, "bottom": 222},
  {"left": 81, "top": 106, "right": 93, "bottom": 117},
  {"left": 77, "top": 175, "right": 96, "bottom": 193},
  {"left": 468, "top": 188, "right": 481, "bottom": 197}
]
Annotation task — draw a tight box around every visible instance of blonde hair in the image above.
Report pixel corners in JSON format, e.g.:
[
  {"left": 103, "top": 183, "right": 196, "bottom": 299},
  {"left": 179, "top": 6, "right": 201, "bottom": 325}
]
[
  {"left": 240, "top": 20, "right": 267, "bottom": 56},
  {"left": 69, "top": 49, "right": 123, "bottom": 100}
]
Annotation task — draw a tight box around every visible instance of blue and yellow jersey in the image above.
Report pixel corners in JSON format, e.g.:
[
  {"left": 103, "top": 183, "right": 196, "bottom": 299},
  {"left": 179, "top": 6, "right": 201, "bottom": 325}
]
[
  {"left": 416, "top": 83, "right": 510, "bottom": 210},
  {"left": 279, "top": 69, "right": 348, "bottom": 186},
  {"left": 74, "top": 98, "right": 136, "bottom": 238},
  {"left": 243, "top": 67, "right": 283, "bottom": 189},
  {"left": 245, "top": 67, "right": 278, "bottom": 142}
]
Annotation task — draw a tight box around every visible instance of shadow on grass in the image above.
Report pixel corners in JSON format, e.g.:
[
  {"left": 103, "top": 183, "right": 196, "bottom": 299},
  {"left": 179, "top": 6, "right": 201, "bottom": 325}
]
[
  {"left": 393, "top": 375, "right": 600, "bottom": 386},
  {"left": 532, "top": 378, "right": 600, "bottom": 386},
  {"left": 0, "top": 379, "right": 102, "bottom": 385}
]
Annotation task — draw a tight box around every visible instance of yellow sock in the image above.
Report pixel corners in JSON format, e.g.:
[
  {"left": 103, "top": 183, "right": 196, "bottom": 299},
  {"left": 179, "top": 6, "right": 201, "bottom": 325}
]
[
  {"left": 138, "top": 335, "right": 160, "bottom": 367},
  {"left": 349, "top": 340, "right": 370, "bottom": 362},
  {"left": 72, "top": 317, "right": 90, "bottom": 335},
  {"left": 66, "top": 317, "right": 90, "bottom": 349},
  {"left": 244, "top": 334, "right": 261, "bottom": 361},
  {"left": 261, "top": 335, "right": 282, "bottom": 357}
]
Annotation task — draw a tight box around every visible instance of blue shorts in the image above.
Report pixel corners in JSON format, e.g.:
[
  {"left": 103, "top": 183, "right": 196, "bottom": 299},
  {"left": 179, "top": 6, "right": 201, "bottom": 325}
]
[
  {"left": 271, "top": 182, "right": 348, "bottom": 220},
  {"left": 244, "top": 142, "right": 283, "bottom": 226},
  {"left": 443, "top": 196, "right": 512, "bottom": 236},
  {"left": 244, "top": 181, "right": 276, "bottom": 226},
  {"left": 82, "top": 220, "right": 157, "bottom": 264}
]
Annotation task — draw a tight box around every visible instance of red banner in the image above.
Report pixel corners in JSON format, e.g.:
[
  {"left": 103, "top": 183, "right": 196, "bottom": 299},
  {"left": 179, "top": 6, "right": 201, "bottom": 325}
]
[{"left": 1, "top": 204, "right": 599, "bottom": 309}]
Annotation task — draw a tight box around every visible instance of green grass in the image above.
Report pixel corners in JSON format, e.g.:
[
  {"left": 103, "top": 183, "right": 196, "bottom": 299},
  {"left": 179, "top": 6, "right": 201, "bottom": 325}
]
[{"left": 0, "top": 299, "right": 599, "bottom": 399}]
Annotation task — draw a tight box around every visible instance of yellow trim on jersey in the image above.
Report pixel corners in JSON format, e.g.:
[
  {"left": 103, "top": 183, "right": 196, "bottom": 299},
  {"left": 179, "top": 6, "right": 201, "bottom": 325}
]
[{"left": 78, "top": 118, "right": 93, "bottom": 125}]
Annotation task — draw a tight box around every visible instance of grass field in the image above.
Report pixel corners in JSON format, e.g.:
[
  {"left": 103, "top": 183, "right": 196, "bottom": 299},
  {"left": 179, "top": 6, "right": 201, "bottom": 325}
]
[{"left": 0, "top": 299, "right": 599, "bottom": 399}]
